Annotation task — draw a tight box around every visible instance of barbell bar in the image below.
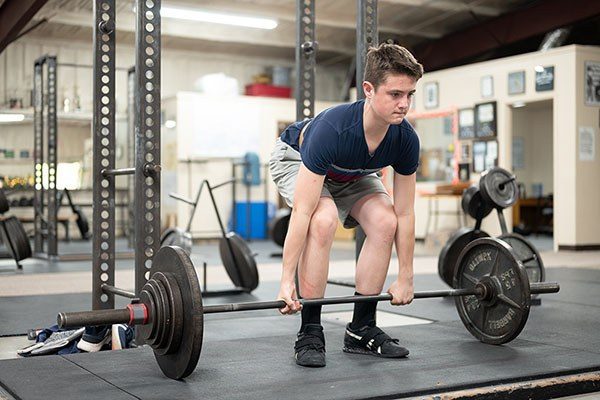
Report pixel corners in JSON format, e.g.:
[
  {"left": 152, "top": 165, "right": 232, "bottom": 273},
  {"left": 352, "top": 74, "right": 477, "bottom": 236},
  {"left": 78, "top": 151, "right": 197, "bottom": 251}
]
[
  {"left": 57, "top": 238, "right": 560, "bottom": 380},
  {"left": 61, "top": 283, "right": 557, "bottom": 325}
]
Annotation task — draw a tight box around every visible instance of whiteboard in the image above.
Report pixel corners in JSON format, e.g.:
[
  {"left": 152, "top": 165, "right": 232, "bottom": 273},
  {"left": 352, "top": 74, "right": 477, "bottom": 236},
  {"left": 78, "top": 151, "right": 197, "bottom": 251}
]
[{"left": 178, "top": 94, "right": 262, "bottom": 157}]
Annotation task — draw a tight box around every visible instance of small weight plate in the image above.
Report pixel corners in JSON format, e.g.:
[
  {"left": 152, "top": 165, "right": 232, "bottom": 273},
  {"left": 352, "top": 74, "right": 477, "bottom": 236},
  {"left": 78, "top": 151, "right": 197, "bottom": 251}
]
[
  {"left": 160, "top": 227, "right": 192, "bottom": 255},
  {"left": 150, "top": 246, "right": 204, "bottom": 380},
  {"left": 0, "top": 189, "right": 9, "bottom": 214},
  {"left": 269, "top": 208, "right": 290, "bottom": 247},
  {"left": 152, "top": 272, "right": 184, "bottom": 356},
  {"left": 479, "top": 167, "right": 519, "bottom": 209},
  {"left": 498, "top": 233, "right": 545, "bottom": 284},
  {"left": 461, "top": 185, "right": 493, "bottom": 220},
  {"left": 438, "top": 227, "right": 489, "bottom": 287},
  {"left": 454, "top": 237, "right": 531, "bottom": 345},
  {"left": 219, "top": 232, "right": 259, "bottom": 292}
]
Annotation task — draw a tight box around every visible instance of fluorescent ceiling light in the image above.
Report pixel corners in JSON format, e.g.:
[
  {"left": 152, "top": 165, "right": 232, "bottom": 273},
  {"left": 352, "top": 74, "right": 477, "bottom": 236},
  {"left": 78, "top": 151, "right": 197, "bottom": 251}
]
[
  {"left": 0, "top": 113, "right": 25, "bottom": 123},
  {"left": 161, "top": 6, "right": 278, "bottom": 30},
  {"left": 513, "top": 101, "right": 526, "bottom": 108}
]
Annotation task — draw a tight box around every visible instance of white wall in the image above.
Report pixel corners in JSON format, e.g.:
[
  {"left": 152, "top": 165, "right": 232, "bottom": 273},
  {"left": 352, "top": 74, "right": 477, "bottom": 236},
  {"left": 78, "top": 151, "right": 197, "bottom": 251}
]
[
  {"left": 410, "top": 45, "right": 600, "bottom": 249},
  {"left": 575, "top": 47, "right": 600, "bottom": 247}
]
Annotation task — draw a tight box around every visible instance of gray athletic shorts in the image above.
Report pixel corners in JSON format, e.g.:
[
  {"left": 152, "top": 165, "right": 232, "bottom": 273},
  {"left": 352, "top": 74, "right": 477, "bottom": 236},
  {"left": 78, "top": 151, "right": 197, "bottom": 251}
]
[{"left": 268, "top": 138, "right": 389, "bottom": 228}]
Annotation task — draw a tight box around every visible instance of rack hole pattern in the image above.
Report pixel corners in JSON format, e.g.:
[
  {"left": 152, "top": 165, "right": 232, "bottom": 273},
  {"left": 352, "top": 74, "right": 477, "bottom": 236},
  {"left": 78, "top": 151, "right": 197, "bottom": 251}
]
[{"left": 93, "top": 0, "right": 116, "bottom": 309}]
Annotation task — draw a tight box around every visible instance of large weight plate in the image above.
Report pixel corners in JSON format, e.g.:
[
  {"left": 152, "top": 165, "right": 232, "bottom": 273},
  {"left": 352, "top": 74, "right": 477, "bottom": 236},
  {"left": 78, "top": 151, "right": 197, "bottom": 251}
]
[
  {"left": 219, "top": 232, "right": 259, "bottom": 292},
  {"left": 1, "top": 216, "right": 32, "bottom": 261},
  {"left": 160, "top": 227, "right": 192, "bottom": 255},
  {"left": 269, "top": 208, "right": 290, "bottom": 247},
  {"left": 498, "top": 233, "right": 545, "bottom": 284},
  {"left": 143, "top": 246, "right": 204, "bottom": 380},
  {"left": 461, "top": 185, "right": 493, "bottom": 220},
  {"left": 0, "top": 189, "right": 9, "bottom": 214},
  {"left": 454, "top": 237, "right": 531, "bottom": 345},
  {"left": 438, "top": 227, "right": 489, "bottom": 287},
  {"left": 479, "top": 167, "right": 519, "bottom": 209}
]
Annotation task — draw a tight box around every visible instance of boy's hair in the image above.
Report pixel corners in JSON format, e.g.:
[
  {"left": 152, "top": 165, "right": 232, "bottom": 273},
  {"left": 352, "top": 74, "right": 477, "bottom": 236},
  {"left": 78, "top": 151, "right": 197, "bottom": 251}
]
[{"left": 364, "top": 43, "right": 424, "bottom": 88}]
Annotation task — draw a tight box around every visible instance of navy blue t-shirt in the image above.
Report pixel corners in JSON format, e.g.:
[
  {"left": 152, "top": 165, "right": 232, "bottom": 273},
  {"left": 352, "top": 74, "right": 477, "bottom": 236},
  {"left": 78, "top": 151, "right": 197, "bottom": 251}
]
[{"left": 280, "top": 100, "right": 420, "bottom": 182}]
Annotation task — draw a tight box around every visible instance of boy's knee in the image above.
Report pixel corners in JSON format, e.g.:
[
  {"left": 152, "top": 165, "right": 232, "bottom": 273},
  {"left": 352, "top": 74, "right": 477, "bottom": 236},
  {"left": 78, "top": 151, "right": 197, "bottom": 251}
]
[{"left": 309, "top": 212, "right": 338, "bottom": 244}]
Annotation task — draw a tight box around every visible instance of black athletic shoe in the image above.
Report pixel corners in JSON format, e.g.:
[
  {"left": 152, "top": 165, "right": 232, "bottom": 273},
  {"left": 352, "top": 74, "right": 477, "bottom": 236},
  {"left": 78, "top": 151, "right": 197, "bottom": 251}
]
[
  {"left": 343, "top": 323, "right": 409, "bottom": 358},
  {"left": 294, "top": 324, "right": 326, "bottom": 367}
]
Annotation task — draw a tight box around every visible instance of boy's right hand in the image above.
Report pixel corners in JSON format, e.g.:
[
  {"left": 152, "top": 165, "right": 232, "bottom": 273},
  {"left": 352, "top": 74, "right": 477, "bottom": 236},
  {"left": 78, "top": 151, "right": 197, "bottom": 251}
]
[{"left": 277, "top": 280, "right": 302, "bottom": 315}]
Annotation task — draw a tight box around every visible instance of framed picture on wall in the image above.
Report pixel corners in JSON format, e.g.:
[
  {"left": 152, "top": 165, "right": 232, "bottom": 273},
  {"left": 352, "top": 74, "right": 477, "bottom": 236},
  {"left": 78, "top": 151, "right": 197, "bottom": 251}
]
[
  {"left": 459, "top": 163, "right": 471, "bottom": 182},
  {"left": 585, "top": 61, "right": 600, "bottom": 106},
  {"left": 481, "top": 75, "right": 494, "bottom": 98},
  {"left": 460, "top": 141, "right": 471, "bottom": 163},
  {"left": 472, "top": 141, "right": 487, "bottom": 173},
  {"left": 508, "top": 71, "right": 526, "bottom": 95},
  {"left": 485, "top": 140, "right": 498, "bottom": 170},
  {"left": 424, "top": 82, "right": 438, "bottom": 109},
  {"left": 458, "top": 108, "right": 475, "bottom": 139},
  {"left": 474, "top": 101, "right": 497, "bottom": 138},
  {"left": 535, "top": 66, "right": 554, "bottom": 92}
]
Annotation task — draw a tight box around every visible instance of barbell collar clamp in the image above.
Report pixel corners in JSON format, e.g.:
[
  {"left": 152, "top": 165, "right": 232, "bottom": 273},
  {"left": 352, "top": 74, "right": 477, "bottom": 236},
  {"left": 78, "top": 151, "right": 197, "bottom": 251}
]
[{"left": 127, "top": 303, "right": 149, "bottom": 325}]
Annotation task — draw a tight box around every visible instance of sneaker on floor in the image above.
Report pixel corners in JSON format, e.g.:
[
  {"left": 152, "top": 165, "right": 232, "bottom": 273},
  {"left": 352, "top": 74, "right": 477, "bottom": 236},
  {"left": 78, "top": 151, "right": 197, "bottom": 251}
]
[
  {"left": 294, "top": 324, "right": 326, "bottom": 368},
  {"left": 111, "top": 324, "right": 134, "bottom": 350},
  {"left": 77, "top": 325, "right": 111, "bottom": 352},
  {"left": 343, "top": 323, "right": 409, "bottom": 358}
]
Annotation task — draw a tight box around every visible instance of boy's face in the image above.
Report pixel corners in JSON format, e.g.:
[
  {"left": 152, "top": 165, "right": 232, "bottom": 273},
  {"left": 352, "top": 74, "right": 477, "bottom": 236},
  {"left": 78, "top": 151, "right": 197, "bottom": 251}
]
[{"left": 363, "top": 73, "right": 416, "bottom": 125}]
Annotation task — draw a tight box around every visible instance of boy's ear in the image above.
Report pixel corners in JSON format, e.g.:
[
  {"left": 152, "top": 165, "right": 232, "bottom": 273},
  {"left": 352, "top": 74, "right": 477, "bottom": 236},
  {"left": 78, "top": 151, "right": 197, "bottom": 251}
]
[{"left": 362, "top": 81, "right": 375, "bottom": 99}]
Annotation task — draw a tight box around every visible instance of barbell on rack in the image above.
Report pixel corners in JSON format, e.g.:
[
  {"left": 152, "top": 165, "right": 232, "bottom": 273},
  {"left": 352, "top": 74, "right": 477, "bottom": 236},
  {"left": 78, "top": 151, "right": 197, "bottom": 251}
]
[{"left": 57, "top": 238, "right": 559, "bottom": 380}]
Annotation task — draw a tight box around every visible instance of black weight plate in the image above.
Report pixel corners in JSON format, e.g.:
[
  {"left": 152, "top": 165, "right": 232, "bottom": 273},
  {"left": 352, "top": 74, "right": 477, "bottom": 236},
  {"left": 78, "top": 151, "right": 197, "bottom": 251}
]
[
  {"left": 160, "top": 227, "right": 192, "bottom": 255},
  {"left": 73, "top": 207, "right": 90, "bottom": 239},
  {"left": 0, "top": 189, "right": 9, "bottom": 214},
  {"left": 269, "top": 208, "right": 290, "bottom": 247},
  {"left": 461, "top": 185, "right": 493, "bottom": 219},
  {"left": 438, "top": 227, "right": 489, "bottom": 287},
  {"left": 479, "top": 167, "right": 519, "bottom": 209},
  {"left": 150, "top": 246, "right": 204, "bottom": 380},
  {"left": 498, "top": 233, "right": 545, "bottom": 284},
  {"left": 219, "top": 232, "right": 259, "bottom": 292},
  {"left": 2, "top": 217, "right": 32, "bottom": 261},
  {"left": 454, "top": 237, "right": 531, "bottom": 345}
]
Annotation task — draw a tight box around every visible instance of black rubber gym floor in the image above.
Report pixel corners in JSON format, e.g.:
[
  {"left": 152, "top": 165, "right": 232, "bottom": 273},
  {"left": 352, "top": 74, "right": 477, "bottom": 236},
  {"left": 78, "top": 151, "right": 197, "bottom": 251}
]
[{"left": 0, "top": 267, "right": 599, "bottom": 399}]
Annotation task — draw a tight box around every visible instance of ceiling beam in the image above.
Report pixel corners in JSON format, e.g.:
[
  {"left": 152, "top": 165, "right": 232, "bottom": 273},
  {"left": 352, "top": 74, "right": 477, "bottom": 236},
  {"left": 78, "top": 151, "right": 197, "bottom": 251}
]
[
  {"left": 413, "top": 0, "right": 600, "bottom": 71},
  {"left": 0, "top": 0, "right": 48, "bottom": 54},
  {"left": 43, "top": 10, "right": 358, "bottom": 55},
  {"left": 164, "top": 1, "right": 444, "bottom": 38},
  {"left": 381, "top": 0, "right": 503, "bottom": 17}
]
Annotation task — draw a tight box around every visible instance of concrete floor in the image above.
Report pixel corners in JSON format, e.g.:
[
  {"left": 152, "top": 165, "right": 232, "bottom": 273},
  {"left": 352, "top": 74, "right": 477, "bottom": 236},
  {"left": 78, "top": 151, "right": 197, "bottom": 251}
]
[{"left": 0, "top": 235, "right": 599, "bottom": 399}]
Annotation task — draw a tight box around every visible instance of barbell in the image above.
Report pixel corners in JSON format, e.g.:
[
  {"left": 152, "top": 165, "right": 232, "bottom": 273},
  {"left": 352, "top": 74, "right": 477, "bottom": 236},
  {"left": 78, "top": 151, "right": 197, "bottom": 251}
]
[{"left": 57, "top": 238, "right": 559, "bottom": 380}]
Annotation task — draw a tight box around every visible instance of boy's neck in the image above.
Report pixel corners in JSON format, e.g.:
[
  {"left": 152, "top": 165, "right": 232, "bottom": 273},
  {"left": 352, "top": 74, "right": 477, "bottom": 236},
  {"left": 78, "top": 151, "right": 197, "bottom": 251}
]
[{"left": 362, "top": 100, "right": 390, "bottom": 138}]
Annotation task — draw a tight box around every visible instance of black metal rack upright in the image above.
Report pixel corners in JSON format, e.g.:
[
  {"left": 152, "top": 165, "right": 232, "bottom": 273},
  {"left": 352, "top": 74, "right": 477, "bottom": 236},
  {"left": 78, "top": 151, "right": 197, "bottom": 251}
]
[{"left": 355, "top": 0, "right": 379, "bottom": 260}]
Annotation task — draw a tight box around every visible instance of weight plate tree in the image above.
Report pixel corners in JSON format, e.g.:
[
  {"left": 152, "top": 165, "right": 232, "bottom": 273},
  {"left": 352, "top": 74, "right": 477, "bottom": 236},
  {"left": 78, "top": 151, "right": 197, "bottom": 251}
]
[{"left": 479, "top": 167, "right": 519, "bottom": 209}]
